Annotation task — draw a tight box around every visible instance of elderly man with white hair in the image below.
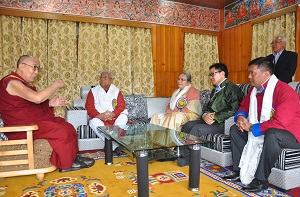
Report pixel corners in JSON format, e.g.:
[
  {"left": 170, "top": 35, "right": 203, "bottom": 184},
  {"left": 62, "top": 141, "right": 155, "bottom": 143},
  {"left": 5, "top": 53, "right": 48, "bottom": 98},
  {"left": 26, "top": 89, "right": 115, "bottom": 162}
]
[
  {"left": 85, "top": 70, "right": 128, "bottom": 155},
  {"left": 266, "top": 35, "right": 298, "bottom": 83}
]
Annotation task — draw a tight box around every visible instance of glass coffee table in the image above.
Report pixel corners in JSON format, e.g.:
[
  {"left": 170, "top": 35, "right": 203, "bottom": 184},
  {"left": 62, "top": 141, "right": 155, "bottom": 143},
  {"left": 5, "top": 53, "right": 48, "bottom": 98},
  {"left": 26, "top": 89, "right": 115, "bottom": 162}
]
[{"left": 97, "top": 123, "right": 212, "bottom": 197}]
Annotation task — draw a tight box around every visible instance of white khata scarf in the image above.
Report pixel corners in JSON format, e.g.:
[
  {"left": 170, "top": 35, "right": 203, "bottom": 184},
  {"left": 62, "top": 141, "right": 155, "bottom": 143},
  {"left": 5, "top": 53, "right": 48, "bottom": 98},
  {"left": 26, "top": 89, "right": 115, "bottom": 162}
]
[
  {"left": 239, "top": 74, "right": 278, "bottom": 185},
  {"left": 91, "top": 84, "right": 128, "bottom": 114},
  {"left": 169, "top": 85, "right": 191, "bottom": 110}
]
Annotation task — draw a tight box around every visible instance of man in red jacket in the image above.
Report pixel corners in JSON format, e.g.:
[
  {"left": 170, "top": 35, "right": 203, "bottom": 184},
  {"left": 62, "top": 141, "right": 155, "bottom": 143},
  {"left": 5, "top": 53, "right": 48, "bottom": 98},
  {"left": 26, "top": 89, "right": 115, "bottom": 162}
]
[
  {"left": 223, "top": 57, "right": 300, "bottom": 192},
  {"left": 0, "top": 55, "right": 94, "bottom": 172},
  {"left": 85, "top": 70, "right": 128, "bottom": 155}
]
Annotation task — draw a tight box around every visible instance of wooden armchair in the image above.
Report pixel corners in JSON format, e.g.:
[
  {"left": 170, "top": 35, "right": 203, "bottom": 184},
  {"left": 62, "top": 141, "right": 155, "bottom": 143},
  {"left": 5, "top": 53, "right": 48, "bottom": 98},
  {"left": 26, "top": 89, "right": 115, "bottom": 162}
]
[{"left": 0, "top": 124, "right": 56, "bottom": 181}]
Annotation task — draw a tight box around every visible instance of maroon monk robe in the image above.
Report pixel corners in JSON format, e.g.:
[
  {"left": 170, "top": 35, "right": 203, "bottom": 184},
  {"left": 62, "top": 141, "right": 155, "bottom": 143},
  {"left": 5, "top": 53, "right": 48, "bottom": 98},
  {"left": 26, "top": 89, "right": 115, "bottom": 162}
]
[{"left": 0, "top": 72, "right": 78, "bottom": 169}]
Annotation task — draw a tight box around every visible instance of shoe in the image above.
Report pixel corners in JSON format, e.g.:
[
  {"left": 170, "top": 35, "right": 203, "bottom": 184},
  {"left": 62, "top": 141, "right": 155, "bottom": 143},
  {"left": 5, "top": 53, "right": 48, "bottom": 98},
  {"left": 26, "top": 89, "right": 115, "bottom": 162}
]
[
  {"left": 177, "top": 157, "right": 189, "bottom": 167},
  {"left": 242, "top": 178, "right": 269, "bottom": 193},
  {"left": 76, "top": 155, "right": 95, "bottom": 168},
  {"left": 59, "top": 160, "right": 87, "bottom": 172},
  {"left": 223, "top": 173, "right": 240, "bottom": 182},
  {"left": 113, "top": 147, "right": 123, "bottom": 157},
  {"left": 157, "top": 157, "right": 177, "bottom": 162}
]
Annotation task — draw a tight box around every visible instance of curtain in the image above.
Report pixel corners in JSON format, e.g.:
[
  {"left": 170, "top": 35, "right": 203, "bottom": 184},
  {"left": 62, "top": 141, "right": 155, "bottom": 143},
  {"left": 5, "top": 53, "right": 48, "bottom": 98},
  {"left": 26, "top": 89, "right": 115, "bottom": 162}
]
[
  {"left": 252, "top": 12, "right": 296, "bottom": 59},
  {"left": 0, "top": 16, "right": 48, "bottom": 88},
  {"left": 21, "top": 17, "right": 48, "bottom": 90},
  {"left": 130, "top": 28, "right": 154, "bottom": 96},
  {"left": 0, "top": 15, "right": 21, "bottom": 77},
  {"left": 106, "top": 25, "right": 154, "bottom": 96},
  {"left": 78, "top": 22, "right": 107, "bottom": 86},
  {"left": 47, "top": 20, "right": 77, "bottom": 117},
  {"left": 106, "top": 25, "right": 132, "bottom": 94},
  {"left": 184, "top": 33, "right": 219, "bottom": 90},
  {"left": 1, "top": 15, "right": 154, "bottom": 118}
]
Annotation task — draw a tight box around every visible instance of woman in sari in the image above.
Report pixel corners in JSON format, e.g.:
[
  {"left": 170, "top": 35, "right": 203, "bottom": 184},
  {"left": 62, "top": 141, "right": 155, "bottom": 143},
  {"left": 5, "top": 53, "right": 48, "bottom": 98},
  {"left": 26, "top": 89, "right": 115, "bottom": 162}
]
[{"left": 150, "top": 72, "right": 202, "bottom": 131}]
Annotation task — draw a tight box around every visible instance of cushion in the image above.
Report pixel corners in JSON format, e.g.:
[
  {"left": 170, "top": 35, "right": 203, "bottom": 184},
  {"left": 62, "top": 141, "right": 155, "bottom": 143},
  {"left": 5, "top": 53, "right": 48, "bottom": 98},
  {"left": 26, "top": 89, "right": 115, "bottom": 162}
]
[
  {"left": 200, "top": 90, "right": 211, "bottom": 109},
  {"left": 237, "top": 83, "right": 251, "bottom": 97},
  {"left": 275, "top": 148, "right": 300, "bottom": 170},
  {"left": 77, "top": 125, "right": 100, "bottom": 139},
  {"left": 0, "top": 116, "right": 8, "bottom": 141},
  {"left": 128, "top": 118, "right": 149, "bottom": 125},
  {"left": 80, "top": 85, "right": 95, "bottom": 99},
  {"left": 66, "top": 106, "right": 86, "bottom": 110},
  {"left": 202, "top": 133, "right": 231, "bottom": 153},
  {"left": 289, "top": 82, "right": 300, "bottom": 96},
  {"left": 0, "top": 132, "right": 8, "bottom": 141},
  {"left": 33, "top": 139, "right": 53, "bottom": 168},
  {"left": 124, "top": 94, "right": 148, "bottom": 121}
]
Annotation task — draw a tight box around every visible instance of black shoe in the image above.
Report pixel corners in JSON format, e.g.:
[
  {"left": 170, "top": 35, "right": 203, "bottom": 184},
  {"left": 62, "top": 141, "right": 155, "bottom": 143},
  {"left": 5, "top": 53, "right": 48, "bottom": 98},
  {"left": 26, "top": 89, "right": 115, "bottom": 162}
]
[
  {"left": 242, "top": 178, "right": 269, "bottom": 193},
  {"left": 177, "top": 157, "right": 189, "bottom": 167},
  {"left": 113, "top": 147, "right": 123, "bottom": 156},
  {"left": 59, "top": 160, "right": 87, "bottom": 172},
  {"left": 223, "top": 173, "right": 240, "bottom": 182},
  {"left": 157, "top": 157, "right": 177, "bottom": 162},
  {"left": 76, "top": 155, "right": 95, "bottom": 168}
]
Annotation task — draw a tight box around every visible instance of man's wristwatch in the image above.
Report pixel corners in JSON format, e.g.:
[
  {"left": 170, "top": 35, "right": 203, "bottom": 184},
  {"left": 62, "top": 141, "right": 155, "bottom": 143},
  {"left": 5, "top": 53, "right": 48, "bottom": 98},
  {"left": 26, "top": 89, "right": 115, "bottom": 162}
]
[{"left": 249, "top": 124, "right": 253, "bottom": 132}]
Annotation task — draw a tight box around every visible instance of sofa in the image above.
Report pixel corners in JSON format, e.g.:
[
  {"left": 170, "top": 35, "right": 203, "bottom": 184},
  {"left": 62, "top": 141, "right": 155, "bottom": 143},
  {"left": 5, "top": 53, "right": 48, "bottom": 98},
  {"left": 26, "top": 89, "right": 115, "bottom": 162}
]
[
  {"left": 65, "top": 86, "right": 170, "bottom": 151},
  {"left": 66, "top": 83, "right": 300, "bottom": 191},
  {"left": 200, "top": 82, "right": 300, "bottom": 191}
]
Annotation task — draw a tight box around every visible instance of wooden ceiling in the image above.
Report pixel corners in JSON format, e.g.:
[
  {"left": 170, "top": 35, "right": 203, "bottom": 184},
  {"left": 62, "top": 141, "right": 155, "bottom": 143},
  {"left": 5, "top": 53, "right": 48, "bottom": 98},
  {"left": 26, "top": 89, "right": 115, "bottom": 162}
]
[{"left": 168, "top": 0, "right": 237, "bottom": 9}]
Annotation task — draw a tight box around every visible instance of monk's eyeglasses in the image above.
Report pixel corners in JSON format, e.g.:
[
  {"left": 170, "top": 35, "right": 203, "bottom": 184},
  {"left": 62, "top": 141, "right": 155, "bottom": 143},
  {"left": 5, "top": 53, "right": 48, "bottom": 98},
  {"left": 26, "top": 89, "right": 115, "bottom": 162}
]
[{"left": 22, "top": 63, "right": 42, "bottom": 72}]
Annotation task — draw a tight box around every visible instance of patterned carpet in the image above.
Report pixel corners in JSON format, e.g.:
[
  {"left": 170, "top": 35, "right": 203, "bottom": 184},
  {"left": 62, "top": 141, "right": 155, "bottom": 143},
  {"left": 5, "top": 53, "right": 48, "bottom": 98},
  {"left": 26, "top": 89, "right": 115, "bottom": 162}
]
[
  {"left": 80, "top": 150, "right": 293, "bottom": 197},
  {"left": 200, "top": 160, "right": 292, "bottom": 197},
  {"left": 0, "top": 150, "right": 296, "bottom": 197}
]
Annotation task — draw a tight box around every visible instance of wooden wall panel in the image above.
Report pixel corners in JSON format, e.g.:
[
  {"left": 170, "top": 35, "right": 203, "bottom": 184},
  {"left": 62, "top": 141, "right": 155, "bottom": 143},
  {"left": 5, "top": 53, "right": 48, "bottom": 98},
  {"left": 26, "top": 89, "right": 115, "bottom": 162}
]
[
  {"left": 219, "top": 22, "right": 252, "bottom": 84},
  {"left": 151, "top": 25, "right": 184, "bottom": 97}
]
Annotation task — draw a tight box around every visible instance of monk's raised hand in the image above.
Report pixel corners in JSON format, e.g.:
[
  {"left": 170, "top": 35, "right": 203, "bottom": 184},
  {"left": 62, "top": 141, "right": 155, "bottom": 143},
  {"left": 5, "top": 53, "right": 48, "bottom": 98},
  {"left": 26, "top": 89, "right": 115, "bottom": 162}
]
[
  {"left": 49, "top": 96, "right": 66, "bottom": 107},
  {"left": 53, "top": 79, "right": 65, "bottom": 88}
]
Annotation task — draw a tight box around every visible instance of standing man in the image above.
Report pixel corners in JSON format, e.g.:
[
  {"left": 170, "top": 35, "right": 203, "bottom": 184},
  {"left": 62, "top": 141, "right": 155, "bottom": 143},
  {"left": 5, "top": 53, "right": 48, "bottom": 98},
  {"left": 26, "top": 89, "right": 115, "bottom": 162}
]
[
  {"left": 85, "top": 70, "right": 128, "bottom": 155},
  {"left": 0, "top": 55, "right": 95, "bottom": 172},
  {"left": 266, "top": 35, "right": 298, "bottom": 83},
  {"left": 223, "top": 57, "right": 300, "bottom": 193},
  {"left": 178, "top": 63, "right": 244, "bottom": 167}
]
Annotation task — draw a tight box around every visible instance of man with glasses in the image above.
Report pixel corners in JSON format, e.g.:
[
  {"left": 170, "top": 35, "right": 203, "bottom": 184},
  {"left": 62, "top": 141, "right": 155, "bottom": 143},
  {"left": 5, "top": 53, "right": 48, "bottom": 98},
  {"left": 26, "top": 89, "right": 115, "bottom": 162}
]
[
  {"left": 0, "top": 55, "right": 95, "bottom": 172},
  {"left": 177, "top": 63, "right": 243, "bottom": 167},
  {"left": 266, "top": 35, "right": 298, "bottom": 83},
  {"left": 85, "top": 70, "right": 128, "bottom": 156}
]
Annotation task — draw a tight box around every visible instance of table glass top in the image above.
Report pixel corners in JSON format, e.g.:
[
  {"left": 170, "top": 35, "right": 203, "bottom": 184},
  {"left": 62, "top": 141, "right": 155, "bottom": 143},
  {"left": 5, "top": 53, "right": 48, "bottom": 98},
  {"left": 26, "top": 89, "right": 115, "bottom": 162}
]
[{"left": 97, "top": 123, "right": 211, "bottom": 153}]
